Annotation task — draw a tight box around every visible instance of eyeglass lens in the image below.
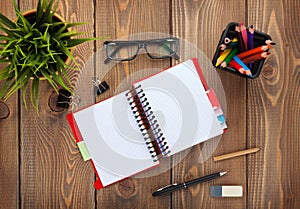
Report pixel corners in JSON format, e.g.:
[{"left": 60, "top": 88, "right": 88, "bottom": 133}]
[{"left": 145, "top": 39, "right": 178, "bottom": 58}]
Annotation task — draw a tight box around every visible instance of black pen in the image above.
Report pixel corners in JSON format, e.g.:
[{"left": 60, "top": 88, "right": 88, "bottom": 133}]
[{"left": 152, "top": 171, "right": 227, "bottom": 197}]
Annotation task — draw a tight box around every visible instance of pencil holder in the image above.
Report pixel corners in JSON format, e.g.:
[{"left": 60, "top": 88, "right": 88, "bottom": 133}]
[{"left": 212, "top": 22, "right": 272, "bottom": 79}]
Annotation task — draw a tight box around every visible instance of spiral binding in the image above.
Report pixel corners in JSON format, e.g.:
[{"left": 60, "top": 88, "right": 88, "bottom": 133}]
[{"left": 126, "top": 85, "right": 170, "bottom": 162}]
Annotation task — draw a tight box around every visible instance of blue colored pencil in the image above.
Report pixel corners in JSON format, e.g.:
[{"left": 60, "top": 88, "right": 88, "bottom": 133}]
[{"left": 233, "top": 56, "right": 252, "bottom": 77}]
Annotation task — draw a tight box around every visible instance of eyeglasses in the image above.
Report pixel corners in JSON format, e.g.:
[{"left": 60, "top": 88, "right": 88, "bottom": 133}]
[{"left": 104, "top": 38, "right": 179, "bottom": 64}]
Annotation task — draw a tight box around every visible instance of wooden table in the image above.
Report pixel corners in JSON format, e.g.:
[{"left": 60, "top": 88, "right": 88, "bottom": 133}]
[{"left": 1, "top": 0, "right": 299, "bottom": 208}]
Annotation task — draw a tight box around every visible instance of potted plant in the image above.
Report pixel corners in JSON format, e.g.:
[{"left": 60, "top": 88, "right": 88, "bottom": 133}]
[{"left": 0, "top": 0, "right": 98, "bottom": 112}]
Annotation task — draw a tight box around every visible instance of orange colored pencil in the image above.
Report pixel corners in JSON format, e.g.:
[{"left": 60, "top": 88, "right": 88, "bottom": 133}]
[
  {"left": 242, "top": 52, "right": 270, "bottom": 64},
  {"left": 237, "top": 45, "right": 271, "bottom": 59}
]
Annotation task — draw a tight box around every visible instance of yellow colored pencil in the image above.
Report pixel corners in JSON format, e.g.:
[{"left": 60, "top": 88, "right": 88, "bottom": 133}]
[{"left": 215, "top": 48, "right": 232, "bottom": 67}]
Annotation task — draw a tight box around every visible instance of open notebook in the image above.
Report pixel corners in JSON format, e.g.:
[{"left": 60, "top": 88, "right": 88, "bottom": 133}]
[{"left": 67, "top": 58, "right": 227, "bottom": 189}]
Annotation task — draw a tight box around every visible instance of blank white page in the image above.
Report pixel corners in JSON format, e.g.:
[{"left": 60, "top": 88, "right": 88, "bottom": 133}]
[
  {"left": 133, "top": 59, "right": 224, "bottom": 155},
  {"left": 73, "top": 92, "right": 158, "bottom": 187}
]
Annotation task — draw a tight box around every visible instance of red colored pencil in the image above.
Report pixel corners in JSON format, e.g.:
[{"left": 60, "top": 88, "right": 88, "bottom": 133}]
[
  {"left": 241, "top": 52, "right": 270, "bottom": 64},
  {"left": 229, "top": 59, "right": 243, "bottom": 72},
  {"left": 237, "top": 45, "right": 271, "bottom": 59},
  {"left": 240, "top": 23, "right": 248, "bottom": 50},
  {"left": 229, "top": 59, "right": 252, "bottom": 76}
]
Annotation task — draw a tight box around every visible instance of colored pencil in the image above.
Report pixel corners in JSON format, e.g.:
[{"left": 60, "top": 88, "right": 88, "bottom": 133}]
[
  {"left": 240, "top": 23, "right": 248, "bottom": 50},
  {"left": 220, "top": 37, "right": 238, "bottom": 50},
  {"left": 229, "top": 59, "right": 248, "bottom": 75},
  {"left": 213, "top": 148, "right": 260, "bottom": 162},
  {"left": 237, "top": 45, "right": 271, "bottom": 60},
  {"left": 247, "top": 25, "right": 255, "bottom": 68},
  {"left": 221, "top": 47, "right": 238, "bottom": 68},
  {"left": 242, "top": 52, "right": 270, "bottom": 64},
  {"left": 247, "top": 25, "right": 254, "bottom": 50},
  {"left": 235, "top": 24, "right": 246, "bottom": 53},
  {"left": 265, "top": 40, "right": 276, "bottom": 45},
  {"left": 219, "top": 44, "right": 226, "bottom": 51},
  {"left": 233, "top": 56, "right": 252, "bottom": 77},
  {"left": 220, "top": 42, "right": 238, "bottom": 51},
  {"left": 215, "top": 48, "right": 232, "bottom": 67},
  {"left": 224, "top": 37, "right": 232, "bottom": 44},
  {"left": 229, "top": 59, "right": 243, "bottom": 71}
]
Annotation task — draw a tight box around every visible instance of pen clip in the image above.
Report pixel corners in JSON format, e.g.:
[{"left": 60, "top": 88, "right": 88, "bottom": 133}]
[{"left": 157, "top": 183, "right": 177, "bottom": 191}]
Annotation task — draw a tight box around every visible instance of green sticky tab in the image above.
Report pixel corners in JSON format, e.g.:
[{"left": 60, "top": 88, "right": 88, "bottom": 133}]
[{"left": 77, "top": 141, "right": 91, "bottom": 161}]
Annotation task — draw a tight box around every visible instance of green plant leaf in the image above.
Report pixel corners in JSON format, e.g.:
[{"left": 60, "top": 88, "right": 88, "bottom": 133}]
[
  {"left": 13, "top": 0, "right": 20, "bottom": 14},
  {"left": 4, "top": 73, "right": 29, "bottom": 100},
  {"left": 0, "top": 13, "right": 16, "bottom": 29},
  {"left": 30, "top": 77, "right": 39, "bottom": 112},
  {"left": 56, "top": 31, "right": 87, "bottom": 40},
  {"left": 65, "top": 38, "right": 97, "bottom": 47},
  {"left": 40, "top": 70, "right": 58, "bottom": 91},
  {"left": 21, "top": 78, "right": 29, "bottom": 110},
  {"left": 0, "top": 34, "right": 12, "bottom": 41},
  {"left": 44, "top": 0, "right": 55, "bottom": 23},
  {"left": 42, "top": 25, "right": 50, "bottom": 42},
  {"left": 36, "top": 0, "right": 43, "bottom": 26},
  {"left": 55, "top": 22, "right": 87, "bottom": 36},
  {"left": 0, "top": 76, "right": 14, "bottom": 99},
  {"left": 0, "top": 57, "right": 9, "bottom": 63},
  {"left": 0, "top": 39, "right": 17, "bottom": 56},
  {"left": 0, "top": 25, "right": 19, "bottom": 37},
  {"left": 49, "top": 67, "right": 71, "bottom": 92},
  {"left": 16, "top": 12, "right": 31, "bottom": 34},
  {"left": 0, "top": 64, "right": 13, "bottom": 82},
  {"left": 0, "top": 0, "right": 104, "bottom": 113}
]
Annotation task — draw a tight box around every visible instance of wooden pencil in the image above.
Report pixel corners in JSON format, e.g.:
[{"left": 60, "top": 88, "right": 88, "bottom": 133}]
[
  {"left": 247, "top": 25, "right": 254, "bottom": 50},
  {"left": 242, "top": 52, "right": 270, "bottom": 64},
  {"left": 233, "top": 55, "right": 252, "bottom": 77},
  {"left": 240, "top": 23, "right": 248, "bottom": 50},
  {"left": 247, "top": 25, "right": 255, "bottom": 68},
  {"left": 213, "top": 148, "right": 260, "bottom": 162},
  {"left": 215, "top": 48, "right": 232, "bottom": 67},
  {"left": 237, "top": 45, "right": 271, "bottom": 60},
  {"left": 221, "top": 47, "right": 238, "bottom": 68},
  {"left": 229, "top": 59, "right": 243, "bottom": 71},
  {"left": 235, "top": 24, "right": 246, "bottom": 53}
]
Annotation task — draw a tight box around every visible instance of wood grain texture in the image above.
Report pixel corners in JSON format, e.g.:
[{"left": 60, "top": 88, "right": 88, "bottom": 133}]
[
  {"left": 172, "top": 0, "right": 247, "bottom": 208},
  {"left": 0, "top": 1, "right": 19, "bottom": 209},
  {"left": 247, "top": 0, "right": 300, "bottom": 208},
  {"left": 18, "top": 0, "right": 95, "bottom": 208},
  {"left": 1, "top": 0, "right": 299, "bottom": 208},
  {"left": 94, "top": 0, "right": 172, "bottom": 208}
]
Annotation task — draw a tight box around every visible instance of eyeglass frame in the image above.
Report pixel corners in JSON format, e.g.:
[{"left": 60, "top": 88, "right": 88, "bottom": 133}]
[{"left": 103, "top": 38, "right": 180, "bottom": 64}]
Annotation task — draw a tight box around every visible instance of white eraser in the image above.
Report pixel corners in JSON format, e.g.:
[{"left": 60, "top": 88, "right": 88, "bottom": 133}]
[{"left": 210, "top": 186, "right": 243, "bottom": 197}]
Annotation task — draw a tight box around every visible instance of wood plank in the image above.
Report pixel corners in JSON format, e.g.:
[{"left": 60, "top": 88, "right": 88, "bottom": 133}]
[
  {"left": 247, "top": 0, "right": 300, "bottom": 208},
  {"left": 0, "top": 1, "right": 19, "bottom": 209},
  {"left": 171, "top": 0, "right": 247, "bottom": 208},
  {"left": 18, "top": 0, "right": 95, "bottom": 208},
  {"left": 94, "top": 0, "right": 172, "bottom": 208}
]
